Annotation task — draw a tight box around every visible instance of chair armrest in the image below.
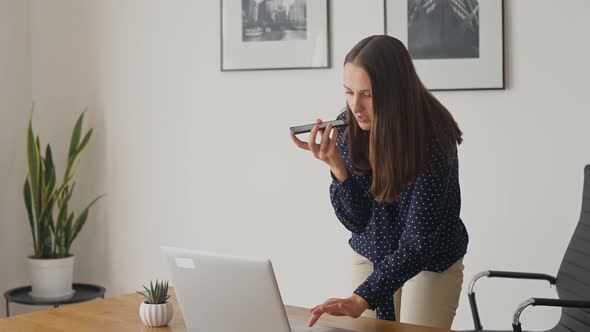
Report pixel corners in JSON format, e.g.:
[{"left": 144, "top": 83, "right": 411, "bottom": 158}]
[
  {"left": 486, "top": 271, "right": 557, "bottom": 284},
  {"left": 512, "top": 298, "right": 590, "bottom": 332},
  {"left": 468, "top": 270, "right": 557, "bottom": 330}
]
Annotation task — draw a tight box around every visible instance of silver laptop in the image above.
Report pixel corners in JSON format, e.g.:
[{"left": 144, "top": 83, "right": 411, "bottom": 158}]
[{"left": 161, "top": 246, "right": 356, "bottom": 332}]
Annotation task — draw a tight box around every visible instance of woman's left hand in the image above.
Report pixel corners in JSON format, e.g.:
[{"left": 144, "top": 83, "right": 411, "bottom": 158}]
[{"left": 307, "top": 294, "right": 369, "bottom": 327}]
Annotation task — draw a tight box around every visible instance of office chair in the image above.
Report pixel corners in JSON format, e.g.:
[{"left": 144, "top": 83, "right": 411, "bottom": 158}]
[{"left": 465, "top": 165, "right": 590, "bottom": 332}]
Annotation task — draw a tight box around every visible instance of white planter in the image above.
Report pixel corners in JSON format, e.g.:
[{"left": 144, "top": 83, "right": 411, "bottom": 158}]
[
  {"left": 139, "top": 301, "right": 174, "bottom": 327},
  {"left": 28, "top": 255, "right": 75, "bottom": 299}
]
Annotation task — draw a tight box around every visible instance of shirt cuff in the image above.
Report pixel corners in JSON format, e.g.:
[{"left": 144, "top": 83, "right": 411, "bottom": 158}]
[
  {"left": 353, "top": 279, "right": 387, "bottom": 311},
  {"left": 330, "top": 169, "right": 352, "bottom": 185}
]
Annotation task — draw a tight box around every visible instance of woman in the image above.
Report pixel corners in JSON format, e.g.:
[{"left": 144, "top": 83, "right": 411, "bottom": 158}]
[{"left": 291, "top": 35, "right": 468, "bottom": 329}]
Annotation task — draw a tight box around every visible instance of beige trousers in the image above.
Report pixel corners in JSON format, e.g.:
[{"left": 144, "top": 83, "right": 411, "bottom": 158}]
[{"left": 352, "top": 250, "right": 464, "bottom": 329}]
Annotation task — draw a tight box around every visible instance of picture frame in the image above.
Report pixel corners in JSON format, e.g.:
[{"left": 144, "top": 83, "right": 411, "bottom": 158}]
[
  {"left": 384, "top": 0, "right": 504, "bottom": 91},
  {"left": 221, "top": 0, "right": 331, "bottom": 71}
]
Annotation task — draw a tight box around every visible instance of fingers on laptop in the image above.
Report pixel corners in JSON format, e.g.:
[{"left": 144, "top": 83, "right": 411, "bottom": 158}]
[
  {"left": 308, "top": 312, "right": 322, "bottom": 327},
  {"left": 308, "top": 300, "right": 351, "bottom": 327}
]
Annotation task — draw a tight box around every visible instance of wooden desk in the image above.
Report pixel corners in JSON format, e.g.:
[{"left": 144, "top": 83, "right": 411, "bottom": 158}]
[{"left": 0, "top": 289, "right": 454, "bottom": 331}]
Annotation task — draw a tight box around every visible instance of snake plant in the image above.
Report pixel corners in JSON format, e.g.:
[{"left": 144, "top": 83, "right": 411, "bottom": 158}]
[
  {"left": 24, "top": 110, "right": 103, "bottom": 259},
  {"left": 137, "top": 280, "right": 171, "bottom": 304}
]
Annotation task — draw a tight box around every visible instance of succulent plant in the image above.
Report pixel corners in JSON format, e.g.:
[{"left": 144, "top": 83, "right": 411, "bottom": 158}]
[{"left": 137, "top": 280, "right": 171, "bottom": 305}]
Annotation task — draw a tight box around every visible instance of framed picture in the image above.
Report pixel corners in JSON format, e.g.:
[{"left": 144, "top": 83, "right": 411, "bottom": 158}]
[
  {"left": 385, "top": 0, "right": 504, "bottom": 91},
  {"left": 221, "top": 0, "right": 330, "bottom": 71}
]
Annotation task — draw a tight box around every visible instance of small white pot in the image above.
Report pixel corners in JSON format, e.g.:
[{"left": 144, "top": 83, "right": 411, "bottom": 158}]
[
  {"left": 28, "top": 255, "right": 75, "bottom": 299},
  {"left": 139, "top": 301, "right": 174, "bottom": 327}
]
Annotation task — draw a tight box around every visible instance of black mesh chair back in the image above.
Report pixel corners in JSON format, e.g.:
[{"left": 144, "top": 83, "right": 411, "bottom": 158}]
[
  {"left": 465, "top": 165, "right": 590, "bottom": 332},
  {"left": 553, "top": 164, "right": 590, "bottom": 331}
]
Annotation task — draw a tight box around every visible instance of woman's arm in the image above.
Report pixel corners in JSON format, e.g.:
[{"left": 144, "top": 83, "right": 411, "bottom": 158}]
[
  {"left": 290, "top": 112, "right": 373, "bottom": 234},
  {"left": 354, "top": 150, "right": 455, "bottom": 314},
  {"left": 329, "top": 169, "right": 373, "bottom": 234},
  {"left": 329, "top": 132, "right": 373, "bottom": 234}
]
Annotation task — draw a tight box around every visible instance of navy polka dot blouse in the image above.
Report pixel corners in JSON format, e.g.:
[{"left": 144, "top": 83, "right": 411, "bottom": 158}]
[{"left": 329, "top": 112, "right": 469, "bottom": 321}]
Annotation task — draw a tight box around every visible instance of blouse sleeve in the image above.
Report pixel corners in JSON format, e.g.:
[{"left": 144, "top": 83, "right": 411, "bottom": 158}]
[
  {"left": 329, "top": 115, "right": 372, "bottom": 234},
  {"left": 353, "top": 146, "right": 455, "bottom": 310}
]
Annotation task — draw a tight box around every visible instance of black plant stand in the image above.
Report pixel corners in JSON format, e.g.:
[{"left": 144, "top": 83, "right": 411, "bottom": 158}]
[{"left": 4, "top": 283, "right": 106, "bottom": 317}]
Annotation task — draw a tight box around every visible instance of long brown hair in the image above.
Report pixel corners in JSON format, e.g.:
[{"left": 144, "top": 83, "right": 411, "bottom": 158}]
[{"left": 344, "top": 35, "right": 463, "bottom": 204}]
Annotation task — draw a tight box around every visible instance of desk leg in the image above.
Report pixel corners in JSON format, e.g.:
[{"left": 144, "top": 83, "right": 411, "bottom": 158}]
[{"left": 5, "top": 300, "right": 9, "bottom": 317}]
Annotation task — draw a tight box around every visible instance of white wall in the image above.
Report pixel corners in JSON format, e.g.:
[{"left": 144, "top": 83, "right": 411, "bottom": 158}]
[
  {"left": 0, "top": 0, "right": 35, "bottom": 317},
  {"left": 3, "top": 0, "right": 590, "bottom": 329}
]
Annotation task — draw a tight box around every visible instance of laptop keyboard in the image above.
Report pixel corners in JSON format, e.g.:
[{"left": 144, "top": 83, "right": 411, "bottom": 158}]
[{"left": 288, "top": 319, "right": 356, "bottom": 332}]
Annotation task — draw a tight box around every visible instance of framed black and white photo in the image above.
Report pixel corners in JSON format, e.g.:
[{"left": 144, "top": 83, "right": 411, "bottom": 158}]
[
  {"left": 385, "top": 0, "right": 504, "bottom": 90},
  {"left": 221, "top": 0, "right": 330, "bottom": 71}
]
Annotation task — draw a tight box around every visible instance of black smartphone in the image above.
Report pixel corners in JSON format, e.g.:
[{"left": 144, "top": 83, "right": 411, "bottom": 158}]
[{"left": 290, "top": 119, "right": 347, "bottom": 135}]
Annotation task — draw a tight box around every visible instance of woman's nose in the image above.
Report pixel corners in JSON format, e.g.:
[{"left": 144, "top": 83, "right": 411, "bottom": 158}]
[{"left": 350, "top": 95, "right": 363, "bottom": 114}]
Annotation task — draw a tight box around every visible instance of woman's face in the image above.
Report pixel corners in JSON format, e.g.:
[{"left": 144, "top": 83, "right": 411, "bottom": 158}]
[{"left": 344, "top": 62, "right": 373, "bottom": 131}]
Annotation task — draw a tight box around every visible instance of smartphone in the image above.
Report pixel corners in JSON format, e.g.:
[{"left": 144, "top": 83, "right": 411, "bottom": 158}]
[{"left": 290, "top": 119, "right": 347, "bottom": 135}]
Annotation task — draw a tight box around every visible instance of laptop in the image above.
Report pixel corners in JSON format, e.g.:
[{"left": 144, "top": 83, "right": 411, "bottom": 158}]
[{"left": 160, "top": 246, "right": 356, "bottom": 332}]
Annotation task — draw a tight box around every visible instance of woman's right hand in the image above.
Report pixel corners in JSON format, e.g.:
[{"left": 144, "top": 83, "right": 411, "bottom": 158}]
[{"left": 291, "top": 119, "right": 349, "bottom": 182}]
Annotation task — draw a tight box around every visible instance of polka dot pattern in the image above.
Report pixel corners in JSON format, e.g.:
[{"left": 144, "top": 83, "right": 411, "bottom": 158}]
[{"left": 329, "top": 113, "right": 469, "bottom": 321}]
